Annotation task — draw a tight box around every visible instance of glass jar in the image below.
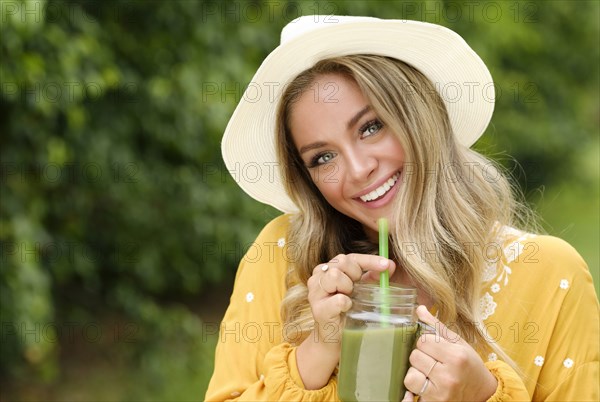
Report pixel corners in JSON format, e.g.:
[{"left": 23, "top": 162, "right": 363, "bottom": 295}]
[{"left": 338, "top": 283, "right": 419, "bottom": 402}]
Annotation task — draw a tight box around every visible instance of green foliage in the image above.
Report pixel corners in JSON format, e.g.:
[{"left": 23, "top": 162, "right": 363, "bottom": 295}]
[
  {"left": 1, "top": 0, "right": 598, "bottom": 398},
  {"left": 1, "top": 0, "right": 278, "bottom": 384}
]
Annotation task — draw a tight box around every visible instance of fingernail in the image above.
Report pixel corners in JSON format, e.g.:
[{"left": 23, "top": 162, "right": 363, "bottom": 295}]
[
  {"left": 379, "top": 258, "right": 389, "bottom": 267},
  {"left": 403, "top": 391, "right": 410, "bottom": 401}
]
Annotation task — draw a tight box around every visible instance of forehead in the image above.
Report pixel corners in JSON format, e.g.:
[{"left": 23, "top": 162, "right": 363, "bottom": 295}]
[
  {"left": 289, "top": 74, "right": 369, "bottom": 123},
  {"left": 298, "top": 73, "right": 361, "bottom": 103},
  {"left": 288, "top": 74, "right": 369, "bottom": 145}
]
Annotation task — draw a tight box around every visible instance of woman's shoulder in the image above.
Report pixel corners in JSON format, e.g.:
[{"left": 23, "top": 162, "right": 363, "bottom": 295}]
[
  {"left": 479, "top": 225, "right": 595, "bottom": 321},
  {"left": 486, "top": 225, "right": 590, "bottom": 286},
  {"left": 254, "top": 213, "right": 293, "bottom": 241},
  {"left": 231, "top": 214, "right": 293, "bottom": 294}
]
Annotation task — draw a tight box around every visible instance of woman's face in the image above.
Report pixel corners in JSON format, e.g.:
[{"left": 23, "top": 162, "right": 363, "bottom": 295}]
[{"left": 289, "top": 73, "right": 406, "bottom": 239}]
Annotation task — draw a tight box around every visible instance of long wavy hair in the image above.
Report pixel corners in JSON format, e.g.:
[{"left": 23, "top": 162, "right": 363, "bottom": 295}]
[{"left": 275, "top": 55, "right": 533, "bottom": 362}]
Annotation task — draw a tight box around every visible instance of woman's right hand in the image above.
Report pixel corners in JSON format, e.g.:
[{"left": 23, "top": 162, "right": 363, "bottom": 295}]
[
  {"left": 307, "top": 253, "right": 396, "bottom": 344},
  {"left": 297, "top": 253, "right": 396, "bottom": 389}
]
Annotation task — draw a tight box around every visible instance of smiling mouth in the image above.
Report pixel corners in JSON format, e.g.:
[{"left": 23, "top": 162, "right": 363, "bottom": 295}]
[{"left": 359, "top": 172, "right": 400, "bottom": 202}]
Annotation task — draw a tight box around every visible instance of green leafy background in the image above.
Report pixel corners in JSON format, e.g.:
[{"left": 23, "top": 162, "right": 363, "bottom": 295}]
[{"left": 1, "top": 0, "right": 598, "bottom": 400}]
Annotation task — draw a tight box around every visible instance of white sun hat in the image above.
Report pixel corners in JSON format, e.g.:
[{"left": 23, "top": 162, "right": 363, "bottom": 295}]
[{"left": 221, "top": 15, "right": 495, "bottom": 213}]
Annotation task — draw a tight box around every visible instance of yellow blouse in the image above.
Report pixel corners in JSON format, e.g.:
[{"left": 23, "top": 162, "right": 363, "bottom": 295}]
[{"left": 205, "top": 215, "right": 599, "bottom": 401}]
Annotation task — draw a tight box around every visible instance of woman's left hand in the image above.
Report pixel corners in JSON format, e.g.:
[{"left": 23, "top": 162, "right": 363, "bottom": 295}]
[{"left": 402, "top": 306, "right": 498, "bottom": 402}]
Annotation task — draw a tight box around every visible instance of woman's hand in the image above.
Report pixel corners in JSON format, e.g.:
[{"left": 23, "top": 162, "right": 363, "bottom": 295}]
[
  {"left": 308, "top": 253, "right": 396, "bottom": 344},
  {"left": 296, "top": 253, "right": 395, "bottom": 390},
  {"left": 402, "top": 306, "right": 498, "bottom": 402}
]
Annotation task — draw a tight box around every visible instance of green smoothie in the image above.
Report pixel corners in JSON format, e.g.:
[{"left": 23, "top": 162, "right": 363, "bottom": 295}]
[{"left": 338, "top": 323, "right": 418, "bottom": 402}]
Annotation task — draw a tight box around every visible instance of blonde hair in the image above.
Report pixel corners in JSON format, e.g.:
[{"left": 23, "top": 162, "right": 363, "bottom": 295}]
[{"left": 275, "top": 55, "right": 533, "bottom": 363}]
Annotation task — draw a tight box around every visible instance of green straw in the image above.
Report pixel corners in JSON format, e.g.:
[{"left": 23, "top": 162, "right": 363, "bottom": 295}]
[
  {"left": 378, "top": 218, "right": 390, "bottom": 286},
  {"left": 378, "top": 218, "right": 391, "bottom": 322}
]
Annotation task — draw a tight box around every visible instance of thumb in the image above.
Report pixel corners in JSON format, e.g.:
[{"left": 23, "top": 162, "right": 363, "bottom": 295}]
[
  {"left": 416, "top": 305, "right": 464, "bottom": 344},
  {"left": 416, "top": 304, "right": 437, "bottom": 325}
]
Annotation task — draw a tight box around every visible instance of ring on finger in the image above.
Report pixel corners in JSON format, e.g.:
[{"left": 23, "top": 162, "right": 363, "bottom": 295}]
[
  {"left": 418, "top": 378, "right": 430, "bottom": 396},
  {"left": 425, "top": 359, "right": 438, "bottom": 378}
]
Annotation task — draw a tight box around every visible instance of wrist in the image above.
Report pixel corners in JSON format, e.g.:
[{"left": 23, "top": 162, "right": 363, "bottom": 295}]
[{"left": 296, "top": 330, "right": 340, "bottom": 390}]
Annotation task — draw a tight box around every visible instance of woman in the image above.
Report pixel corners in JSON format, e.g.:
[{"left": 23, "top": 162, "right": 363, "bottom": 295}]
[{"left": 206, "top": 16, "right": 599, "bottom": 401}]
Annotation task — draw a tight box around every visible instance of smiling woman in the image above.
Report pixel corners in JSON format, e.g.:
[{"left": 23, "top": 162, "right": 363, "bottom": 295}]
[
  {"left": 206, "top": 15, "right": 599, "bottom": 402},
  {"left": 274, "top": 54, "right": 514, "bottom": 395}
]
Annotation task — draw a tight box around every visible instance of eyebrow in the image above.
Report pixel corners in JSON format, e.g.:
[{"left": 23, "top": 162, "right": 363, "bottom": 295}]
[
  {"left": 298, "top": 105, "right": 372, "bottom": 155},
  {"left": 299, "top": 141, "right": 328, "bottom": 155},
  {"left": 347, "top": 105, "right": 371, "bottom": 130}
]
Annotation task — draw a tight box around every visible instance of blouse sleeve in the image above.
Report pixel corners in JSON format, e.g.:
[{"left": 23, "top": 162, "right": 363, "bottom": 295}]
[
  {"left": 204, "top": 215, "right": 339, "bottom": 401},
  {"left": 484, "top": 360, "right": 530, "bottom": 401}
]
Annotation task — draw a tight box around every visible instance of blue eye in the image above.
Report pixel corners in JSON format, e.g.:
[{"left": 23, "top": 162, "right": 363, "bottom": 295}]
[
  {"left": 309, "top": 151, "right": 336, "bottom": 167},
  {"left": 360, "top": 119, "right": 384, "bottom": 138}
]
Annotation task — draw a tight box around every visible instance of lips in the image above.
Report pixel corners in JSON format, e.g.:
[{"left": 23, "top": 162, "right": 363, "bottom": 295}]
[{"left": 357, "top": 172, "right": 400, "bottom": 202}]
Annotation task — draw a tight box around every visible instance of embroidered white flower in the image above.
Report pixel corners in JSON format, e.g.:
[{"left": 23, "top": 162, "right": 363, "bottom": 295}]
[
  {"left": 534, "top": 356, "right": 544, "bottom": 367},
  {"left": 496, "top": 263, "right": 513, "bottom": 286},
  {"left": 481, "top": 226, "right": 537, "bottom": 294},
  {"left": 560, "top": 279, "right": 570, "bottom": 290},
  {"left": 482, "top": 261, "right": 498, "bottom": 282},
  {"left": 563, "top": 358, "right": 574, "bottom": 368},
  {"left": 245, "top": 292, "right": 255, "bottom": 303},
  {"left": 479, "top": 292, "right": 497, "bottom": 320},
  {"left": 230, "top": 391, "right": 241, "bottom": 397},
  {"left": 503, "top": 233, "right": 536, "bottom": 264},
  {"left": 277, "top": 237, "right": 286, "bottom": 248},
  {"left": 488, "top": 353, "right": 498, "bottom": 362},
  {"left": 503, "top": 240, "right": 524, "bottom": 265}
]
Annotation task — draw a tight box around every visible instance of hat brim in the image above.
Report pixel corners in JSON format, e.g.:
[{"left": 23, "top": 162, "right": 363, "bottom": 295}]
[{"left": 222, "top": 19, "right": 494, "bottom": 213}]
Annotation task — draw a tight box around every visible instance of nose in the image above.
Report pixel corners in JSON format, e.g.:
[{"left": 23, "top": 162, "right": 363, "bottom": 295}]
[{"left": 345, "top": 147, "right": 377, "bottom": 182}]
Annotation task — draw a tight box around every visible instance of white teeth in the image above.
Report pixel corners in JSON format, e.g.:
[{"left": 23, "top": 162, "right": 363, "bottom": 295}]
[{"left": 359, "top": 173, "right": 400, "bottom": 202}]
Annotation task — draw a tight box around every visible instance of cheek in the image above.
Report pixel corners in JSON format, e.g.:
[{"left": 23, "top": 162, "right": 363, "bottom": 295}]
[
  {"left": 394, "top": 143, "right": 405, "bottom": 160},
  {"left": 309, "top": 164, "right": 342, "bottom": 189},
  {"left": 310, "top": 169, "right": 343, "bottom": 201},
  {"left": 378, "top": 131, "right": 405, "bottom": 158},
  {"left": 389, "top": 139, "right": 405, "bottom": 160}
]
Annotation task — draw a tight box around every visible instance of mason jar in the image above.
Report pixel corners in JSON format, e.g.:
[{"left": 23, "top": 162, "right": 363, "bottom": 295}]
[{"left": 337, "top": 283, "right": 419, "bottom": 402}]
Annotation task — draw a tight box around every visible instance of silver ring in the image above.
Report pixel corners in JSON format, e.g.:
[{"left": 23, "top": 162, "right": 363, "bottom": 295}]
[
  {"left": 321, "top": 264, "right": 329, "bottom": 272},
  {"left": 418, "top": 378, "right": 430, "bottom": 396},
  {"left": 425, "top": 360, "right": 438, "bottom": 378}
]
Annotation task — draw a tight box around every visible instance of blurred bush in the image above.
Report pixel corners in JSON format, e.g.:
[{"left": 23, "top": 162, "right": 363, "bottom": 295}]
[
  {"left": 1, "top": 0, "right": 598, "bottom": 396},
  {"left": 1, "top": 0, "right": 279, "bottom": 385}
]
